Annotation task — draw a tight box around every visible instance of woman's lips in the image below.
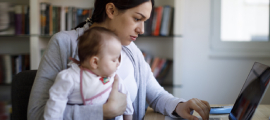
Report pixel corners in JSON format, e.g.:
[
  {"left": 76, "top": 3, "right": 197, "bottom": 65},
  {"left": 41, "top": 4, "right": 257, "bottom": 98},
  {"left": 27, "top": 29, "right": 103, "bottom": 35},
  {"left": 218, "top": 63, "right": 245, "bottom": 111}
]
[{"left": 130, "top": 36, "right": 137, "bottom": 41}]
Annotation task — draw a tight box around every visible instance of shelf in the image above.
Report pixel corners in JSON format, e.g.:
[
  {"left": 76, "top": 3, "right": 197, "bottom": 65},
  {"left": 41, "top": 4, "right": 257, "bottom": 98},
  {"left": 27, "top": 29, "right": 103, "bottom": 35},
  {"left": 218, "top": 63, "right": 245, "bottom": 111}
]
[
  {"left": 0, "top": 34, "right": 50, "bottom": 37},
  {"left": 0, "top": 34, "right": 182, "bottom": 38},
  {"left": 0, "top": 84, "right": 11, "bottom": 86},
  {"left": 0, "top": 35, "right": 32, "bottom": 38}
]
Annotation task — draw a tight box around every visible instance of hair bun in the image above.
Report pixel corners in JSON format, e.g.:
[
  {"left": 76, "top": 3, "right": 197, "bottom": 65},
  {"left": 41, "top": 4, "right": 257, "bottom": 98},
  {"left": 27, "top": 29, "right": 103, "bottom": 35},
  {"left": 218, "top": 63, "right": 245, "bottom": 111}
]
[{"left": 85, "top": 17, "right": 94, "bottom": 24}]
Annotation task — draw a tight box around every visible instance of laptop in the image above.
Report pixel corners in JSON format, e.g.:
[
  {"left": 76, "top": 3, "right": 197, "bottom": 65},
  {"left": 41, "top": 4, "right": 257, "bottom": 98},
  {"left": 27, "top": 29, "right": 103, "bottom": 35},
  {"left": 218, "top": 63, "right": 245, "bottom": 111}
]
[
  {"left": 197, "top": 62, "right": 270, "bottom": 120},
  {"left": 165, "top": 62, "right": 270, "bottom": 120},
  {"left": 196, "top": 62, "right": 270, "bottom": 120}
]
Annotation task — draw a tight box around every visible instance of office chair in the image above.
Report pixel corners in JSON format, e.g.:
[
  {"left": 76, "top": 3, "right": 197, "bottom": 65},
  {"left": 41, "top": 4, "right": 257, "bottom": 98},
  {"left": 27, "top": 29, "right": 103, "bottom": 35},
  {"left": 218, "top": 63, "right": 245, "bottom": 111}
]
[{"left": 11, "top": 70, "right": 37, "bottom": 120}]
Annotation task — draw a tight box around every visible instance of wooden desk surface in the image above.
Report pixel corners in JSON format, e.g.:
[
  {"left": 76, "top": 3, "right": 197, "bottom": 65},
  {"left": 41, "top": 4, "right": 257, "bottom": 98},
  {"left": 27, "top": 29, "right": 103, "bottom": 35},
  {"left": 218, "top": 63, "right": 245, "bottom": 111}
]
[{"left": 144, "top": 104, "right": 270, "bottom": 120}]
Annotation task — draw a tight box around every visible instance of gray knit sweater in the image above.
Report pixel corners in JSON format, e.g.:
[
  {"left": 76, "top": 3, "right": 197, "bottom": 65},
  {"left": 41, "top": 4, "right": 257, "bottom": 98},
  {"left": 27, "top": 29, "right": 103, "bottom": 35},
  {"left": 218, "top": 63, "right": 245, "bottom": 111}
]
[{"left": 27, "top": 23, "right": 186, "bottom": 120}]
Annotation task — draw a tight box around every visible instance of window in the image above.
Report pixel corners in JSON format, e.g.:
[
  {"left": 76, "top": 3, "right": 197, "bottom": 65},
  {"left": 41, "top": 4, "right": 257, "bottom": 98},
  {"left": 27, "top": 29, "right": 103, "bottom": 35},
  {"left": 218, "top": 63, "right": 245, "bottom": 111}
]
[{"left": 210, "top": 0, "right": 270, "bottom": 57}]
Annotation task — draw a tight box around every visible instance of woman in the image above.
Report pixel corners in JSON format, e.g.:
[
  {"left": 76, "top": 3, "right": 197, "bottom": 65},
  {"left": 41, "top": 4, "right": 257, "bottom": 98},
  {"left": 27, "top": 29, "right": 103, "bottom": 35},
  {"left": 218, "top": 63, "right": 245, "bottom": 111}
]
[{"left": 28, "top": 0, "right": 210, "bottom": 120}]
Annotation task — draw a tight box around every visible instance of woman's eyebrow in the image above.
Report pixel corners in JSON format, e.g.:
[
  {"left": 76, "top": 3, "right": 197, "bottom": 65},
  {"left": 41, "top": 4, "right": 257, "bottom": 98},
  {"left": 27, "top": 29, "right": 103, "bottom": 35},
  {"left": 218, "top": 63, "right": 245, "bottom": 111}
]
[{"left": 135, "top": 12, "right": 146, "bottom": 19}]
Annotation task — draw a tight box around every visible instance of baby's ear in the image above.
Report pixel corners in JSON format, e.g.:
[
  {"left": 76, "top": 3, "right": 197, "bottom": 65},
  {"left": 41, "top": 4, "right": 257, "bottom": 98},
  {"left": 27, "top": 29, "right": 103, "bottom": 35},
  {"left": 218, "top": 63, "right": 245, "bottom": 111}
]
[{"left": 89, "top": 56, "right": 99, "bottom": 69}]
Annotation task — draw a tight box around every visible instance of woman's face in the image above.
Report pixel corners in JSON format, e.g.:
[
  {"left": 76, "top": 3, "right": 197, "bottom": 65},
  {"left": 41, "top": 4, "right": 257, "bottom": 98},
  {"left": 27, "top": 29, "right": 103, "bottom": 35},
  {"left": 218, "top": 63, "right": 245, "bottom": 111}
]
[{"left": 108, "top": 1, "right": 152, "bottom": 46}]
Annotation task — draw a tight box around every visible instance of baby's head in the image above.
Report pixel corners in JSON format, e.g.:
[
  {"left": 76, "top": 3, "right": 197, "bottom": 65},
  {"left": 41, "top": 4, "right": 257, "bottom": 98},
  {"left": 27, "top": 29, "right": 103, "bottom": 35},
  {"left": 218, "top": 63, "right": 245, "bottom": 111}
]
[{"left": 78, "top": 27, "right": 122, "bottom": 77}]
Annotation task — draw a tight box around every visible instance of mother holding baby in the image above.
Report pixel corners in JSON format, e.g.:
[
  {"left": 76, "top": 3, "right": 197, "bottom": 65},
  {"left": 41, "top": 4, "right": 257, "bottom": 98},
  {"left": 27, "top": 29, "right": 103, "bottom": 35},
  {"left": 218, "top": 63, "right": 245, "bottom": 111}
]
[{"left": 28, "top": 0, "right": 210, "bottom": 120}]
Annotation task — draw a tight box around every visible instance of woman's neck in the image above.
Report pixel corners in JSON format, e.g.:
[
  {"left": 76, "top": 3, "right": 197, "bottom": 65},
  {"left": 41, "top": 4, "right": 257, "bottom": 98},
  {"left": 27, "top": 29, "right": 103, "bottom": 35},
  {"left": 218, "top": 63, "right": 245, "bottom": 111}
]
[{"left": 90, "top": 21, "right": 110, "bottom": 29}]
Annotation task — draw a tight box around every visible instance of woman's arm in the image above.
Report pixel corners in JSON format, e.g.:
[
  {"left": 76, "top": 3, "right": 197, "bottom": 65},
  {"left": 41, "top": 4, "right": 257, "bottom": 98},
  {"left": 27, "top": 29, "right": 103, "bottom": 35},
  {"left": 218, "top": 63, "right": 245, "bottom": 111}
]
[
  {"left": 144, "top": 60, "right": 186, "bottom": 117},
  {"left": 144, "top": 60, "right": 210, "bottom": 119},
  {"left": 135, "top": 46, "right": 210, "bottom": 119}
]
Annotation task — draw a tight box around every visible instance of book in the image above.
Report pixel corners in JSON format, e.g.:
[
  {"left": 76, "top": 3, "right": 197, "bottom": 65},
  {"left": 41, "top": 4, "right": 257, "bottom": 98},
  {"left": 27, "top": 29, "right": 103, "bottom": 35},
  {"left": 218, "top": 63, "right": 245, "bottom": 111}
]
[
  {"left": 152, "top": 6, "right": 163, "bottom": 36},
  {"left": 21, "top": 5, "right": 26, "bottom": 34},
  {"left": 60, "top": 6, "right": 66, "bottom": 31},
  {"left": 49, "top": 5, "right": 53, "bottom": 35},
  {"left": 0, "top": 3, "right": 29, "bottom": 35},
  {"left": 57, "top": 7, "right": 61, "bottom": 33},
  {"left": 14, "top": 5, "right": 22, "bottom": 35},
  {"left": 0, "top": 3, "right": 11, "bottom": 35},
  {"left": 52, "top": 6, "right": 56, "bottom": 34},
  {"left": 0, "top": 55, "right": 3, "bottom": 84},
  {"left": 39, "top": 4, "right": 93, "bottom": 33},
  {"left": 160, "top": 6, "right": 173, "bottom": 36},
  {"left": 156, "top": 60, "right": 173, "bottom": 84},
  {"left": 22, "top": 54, "right": 30, "bottom": 71},
  {"left": 151, "top": 57, "right": 160, "bottom": 72},
  {"left": 153, "top": 58, "right": 166, "bottom": 77},
  {"left": 67, "top": 7, "right": 73, "bottom": 30},
  {"left": 0, "top": 102, "right": 11, "bottom": 120},
  {"left": 45, "top": 4, "right": 50, "bottom": 34},
  {"left": 3, "top": 55, "right": 12, "bottom": 84},
  {"left": 72, "top": 7, "right": 77, "bottom": 29},
  {"left": 40, "top": 3, "right": 47, "bottom": 35},
  {"left": 25, "top": 6, "right": 30, "bottom": 34},
  {"left": 143, "top": 10, "right": 154, "bottom": 36},
  {"left": 0, "top": 54, "right": 30, "bottom": 84}
]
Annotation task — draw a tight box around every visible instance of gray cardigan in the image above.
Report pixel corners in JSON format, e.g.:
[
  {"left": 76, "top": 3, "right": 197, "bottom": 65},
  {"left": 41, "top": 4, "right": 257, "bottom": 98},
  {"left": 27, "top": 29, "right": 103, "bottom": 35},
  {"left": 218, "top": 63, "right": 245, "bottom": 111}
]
[{"left": 27, "top": 23, "right": 186, "bottom": 120}]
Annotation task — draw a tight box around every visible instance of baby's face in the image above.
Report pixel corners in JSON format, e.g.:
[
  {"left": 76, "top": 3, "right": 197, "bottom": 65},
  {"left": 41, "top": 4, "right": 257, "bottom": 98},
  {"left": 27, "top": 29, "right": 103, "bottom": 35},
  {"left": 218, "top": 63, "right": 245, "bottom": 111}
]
[{"left": 98, "top": 37, "right": 122, "bottom": 77}]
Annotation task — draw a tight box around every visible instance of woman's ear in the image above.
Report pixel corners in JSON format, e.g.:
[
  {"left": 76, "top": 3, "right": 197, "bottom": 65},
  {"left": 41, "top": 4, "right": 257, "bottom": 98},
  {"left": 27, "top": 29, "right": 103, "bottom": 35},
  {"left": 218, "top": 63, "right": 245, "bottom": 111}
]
[
  {"left": 89, "top": 56, "right": 99, "bottom": 69},
  {"left": 106, "top": 3, "right": 118, "bottom": 20}
]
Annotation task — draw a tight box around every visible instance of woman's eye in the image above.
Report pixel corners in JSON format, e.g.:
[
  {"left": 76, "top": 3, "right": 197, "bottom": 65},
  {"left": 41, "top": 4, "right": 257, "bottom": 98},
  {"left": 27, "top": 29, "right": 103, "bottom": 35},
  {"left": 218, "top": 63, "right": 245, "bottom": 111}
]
[{"left": 134, "top": 18, "right": 141, "bottom": 21}]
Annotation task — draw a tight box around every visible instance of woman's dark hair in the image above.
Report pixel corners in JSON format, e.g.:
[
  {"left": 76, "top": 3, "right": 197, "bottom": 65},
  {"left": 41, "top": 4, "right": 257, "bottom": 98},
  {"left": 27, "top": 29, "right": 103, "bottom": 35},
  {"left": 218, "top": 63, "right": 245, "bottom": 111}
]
[
  {"left": 74, "top": 0, "right": 154, "bottom": 29},
  {"left": 77, "top": 27, "right": 120, "bottom": 64}
]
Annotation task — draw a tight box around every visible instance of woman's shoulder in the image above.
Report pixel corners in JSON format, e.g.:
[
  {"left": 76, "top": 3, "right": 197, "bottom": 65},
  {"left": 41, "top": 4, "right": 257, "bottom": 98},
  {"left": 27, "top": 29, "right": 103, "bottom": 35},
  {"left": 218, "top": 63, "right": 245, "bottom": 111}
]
[
  {"left": 50, "top": 30, "right": 78, "bottom": 43},
  {"left": 49, "top": 26, "right": 86, "bottom": 44}
]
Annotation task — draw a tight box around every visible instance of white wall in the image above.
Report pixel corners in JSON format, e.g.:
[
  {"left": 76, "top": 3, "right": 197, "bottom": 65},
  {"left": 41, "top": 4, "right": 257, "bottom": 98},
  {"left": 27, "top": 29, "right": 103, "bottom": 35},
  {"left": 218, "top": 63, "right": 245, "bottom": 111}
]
[{"left": 173, "top": 0, "right": 270, "bottom": 104}]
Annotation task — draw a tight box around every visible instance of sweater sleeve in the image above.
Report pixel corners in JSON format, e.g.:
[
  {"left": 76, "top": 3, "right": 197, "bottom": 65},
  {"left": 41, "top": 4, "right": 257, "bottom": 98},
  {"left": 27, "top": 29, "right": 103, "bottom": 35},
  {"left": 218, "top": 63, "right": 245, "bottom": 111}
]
[
  {"left": 27, "top": 31, "right": 104, "bottom": 120},
  {"left": 145, "top": 60, "right": 186, "bottom": 118},
  {"left": 130, "top": 42, "right": 187, "bottom": 118}
]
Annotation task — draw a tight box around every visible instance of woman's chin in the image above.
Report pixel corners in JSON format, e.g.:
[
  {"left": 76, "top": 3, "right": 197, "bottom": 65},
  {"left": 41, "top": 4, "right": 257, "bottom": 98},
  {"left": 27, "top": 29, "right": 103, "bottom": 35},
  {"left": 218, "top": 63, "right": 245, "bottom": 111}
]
[{"left": 122, "top": 41, "right": 132, "bottom": 46}]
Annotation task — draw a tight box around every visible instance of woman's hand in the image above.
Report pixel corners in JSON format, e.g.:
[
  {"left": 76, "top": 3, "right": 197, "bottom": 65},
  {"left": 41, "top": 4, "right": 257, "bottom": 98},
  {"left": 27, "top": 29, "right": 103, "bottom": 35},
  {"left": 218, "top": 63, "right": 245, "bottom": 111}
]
[
  {"left": 175, "top": 98, "right": 210, "bottom": 120},
  {"left": 103, "top": 74, "right": 127, "bottom": 119}
]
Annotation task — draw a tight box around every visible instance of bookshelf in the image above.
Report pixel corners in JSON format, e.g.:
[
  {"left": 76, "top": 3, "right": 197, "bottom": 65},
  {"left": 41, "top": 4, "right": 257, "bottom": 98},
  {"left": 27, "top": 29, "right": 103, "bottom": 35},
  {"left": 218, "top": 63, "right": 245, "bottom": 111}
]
[
  {"left": 0, "top": 0, "right": 183, "bottom": 118},
  {"left": 0, "top": 0, "right": 182, "bottom": 115},
  {"left": 0, "top": 0, "right": 182, "bottom": 83}
]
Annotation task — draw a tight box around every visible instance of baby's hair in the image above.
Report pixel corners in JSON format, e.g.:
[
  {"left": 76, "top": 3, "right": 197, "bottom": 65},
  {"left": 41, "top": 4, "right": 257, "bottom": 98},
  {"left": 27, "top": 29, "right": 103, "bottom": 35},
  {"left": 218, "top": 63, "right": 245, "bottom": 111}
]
[{"left": 77, "top": 27, "right": 120, "bottom": 64}]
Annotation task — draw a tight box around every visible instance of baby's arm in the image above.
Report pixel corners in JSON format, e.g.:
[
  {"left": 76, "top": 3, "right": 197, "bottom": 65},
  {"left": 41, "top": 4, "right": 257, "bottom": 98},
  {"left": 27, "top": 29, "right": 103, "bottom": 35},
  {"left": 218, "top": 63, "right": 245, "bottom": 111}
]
[{"left": 44, "top": 70, "right": 74, "bottom": 120}]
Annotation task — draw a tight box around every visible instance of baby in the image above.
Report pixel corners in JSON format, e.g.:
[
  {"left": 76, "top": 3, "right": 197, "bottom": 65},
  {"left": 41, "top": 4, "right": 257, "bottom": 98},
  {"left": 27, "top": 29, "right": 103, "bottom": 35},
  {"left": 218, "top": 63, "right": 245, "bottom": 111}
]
[{"left": 44, "top": 27, "right": 133, "bottom": 120}]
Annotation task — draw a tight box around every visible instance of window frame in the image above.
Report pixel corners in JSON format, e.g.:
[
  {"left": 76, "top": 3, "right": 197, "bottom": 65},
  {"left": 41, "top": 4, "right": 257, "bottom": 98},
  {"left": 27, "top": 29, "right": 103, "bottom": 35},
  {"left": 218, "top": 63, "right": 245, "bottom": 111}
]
[{"left": 210, "top": 0, "right": 270, "bottom": 58}]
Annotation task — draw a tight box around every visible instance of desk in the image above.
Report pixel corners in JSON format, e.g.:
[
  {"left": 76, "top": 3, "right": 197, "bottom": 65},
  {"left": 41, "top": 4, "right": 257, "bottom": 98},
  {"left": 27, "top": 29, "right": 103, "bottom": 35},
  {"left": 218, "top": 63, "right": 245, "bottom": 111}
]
[{"left": 144, "top": 104, "right": 270, "bottom": 120}]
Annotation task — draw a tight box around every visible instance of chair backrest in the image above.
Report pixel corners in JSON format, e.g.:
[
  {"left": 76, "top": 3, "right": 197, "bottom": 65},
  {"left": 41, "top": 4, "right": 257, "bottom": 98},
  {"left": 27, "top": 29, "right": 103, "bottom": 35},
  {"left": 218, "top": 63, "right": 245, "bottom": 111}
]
[{"left": 11, "top": 70, "right": 37, "bottom": 120}]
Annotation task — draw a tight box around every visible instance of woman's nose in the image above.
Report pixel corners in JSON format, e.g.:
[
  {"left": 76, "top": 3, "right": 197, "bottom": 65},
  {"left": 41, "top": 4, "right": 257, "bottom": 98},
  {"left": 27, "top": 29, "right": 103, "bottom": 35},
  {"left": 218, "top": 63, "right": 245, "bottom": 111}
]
[{"left": 136, "top": 22, "right": 144, "bottom": 34}]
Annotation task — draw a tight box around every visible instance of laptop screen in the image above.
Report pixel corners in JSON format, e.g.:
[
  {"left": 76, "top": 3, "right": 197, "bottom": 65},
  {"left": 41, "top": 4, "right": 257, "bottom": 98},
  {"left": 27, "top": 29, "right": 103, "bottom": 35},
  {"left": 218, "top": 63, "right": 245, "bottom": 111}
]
[{"left": 229, "top": 62, "right": 270, "bottom": 120}]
